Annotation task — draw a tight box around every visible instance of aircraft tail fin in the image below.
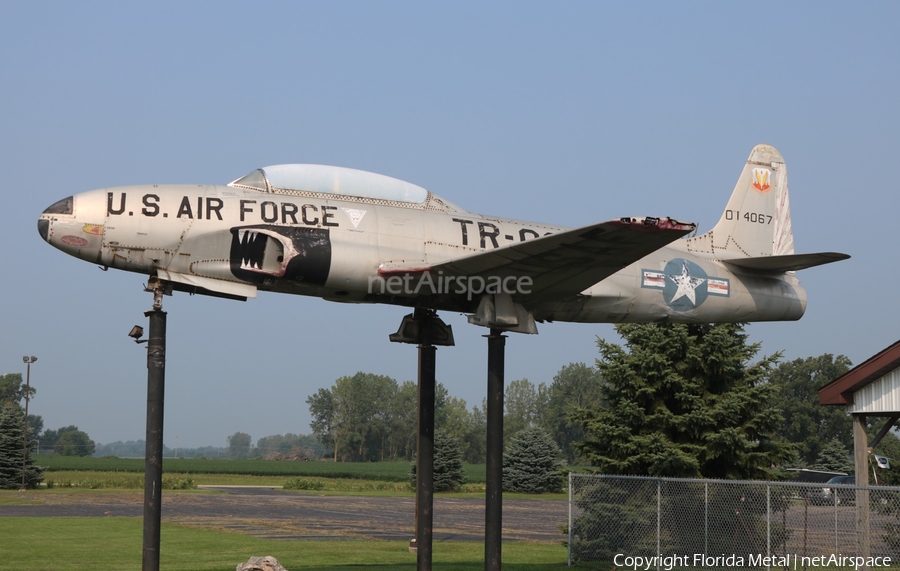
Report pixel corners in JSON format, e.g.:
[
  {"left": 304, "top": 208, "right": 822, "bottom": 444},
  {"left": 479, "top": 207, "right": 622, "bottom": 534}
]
[{"left": 686, "top": 143, "right": 796, "bottom": 260}]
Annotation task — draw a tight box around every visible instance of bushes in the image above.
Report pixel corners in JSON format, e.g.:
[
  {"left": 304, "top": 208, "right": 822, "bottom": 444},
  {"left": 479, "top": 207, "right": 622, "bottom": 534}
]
[{"left": 284, "top": 478, "right": 326, "bottom": 491}]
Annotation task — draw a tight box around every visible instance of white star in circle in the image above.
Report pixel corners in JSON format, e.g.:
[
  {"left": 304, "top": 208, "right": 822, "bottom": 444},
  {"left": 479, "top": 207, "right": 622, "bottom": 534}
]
[{"left": 667, "top": 261, "right": 707, "bottom": 306}]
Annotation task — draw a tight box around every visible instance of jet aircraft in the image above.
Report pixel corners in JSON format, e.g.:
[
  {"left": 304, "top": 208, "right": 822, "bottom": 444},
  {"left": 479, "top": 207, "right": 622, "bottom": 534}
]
[{"left": 38, "top": 144, "right": 848, "bottom": 333}]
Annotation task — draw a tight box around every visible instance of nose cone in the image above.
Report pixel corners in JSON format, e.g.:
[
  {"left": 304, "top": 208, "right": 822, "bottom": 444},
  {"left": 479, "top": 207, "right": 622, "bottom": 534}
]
[
  {"left": 38, "top": 196, "right": 73, "bottom": 243},
  {"left": 38, "top": 192, "right": 105, "bottom": 264}
]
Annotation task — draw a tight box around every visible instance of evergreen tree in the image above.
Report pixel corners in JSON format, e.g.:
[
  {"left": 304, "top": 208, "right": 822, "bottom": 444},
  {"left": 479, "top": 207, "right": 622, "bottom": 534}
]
[
  {"left": 409, "top": 430, "right": 467, "bottom": 492},
  {"left": 573, "top": 323, "right": 794, "bottom": 479},
  {"left": 503, "top": 427, "right": 565, "bottom": 493},
  {"left": 0, "top": 402, "right": 43, "bottom": 489},
  {"left": 812, "top": 439, "right": 852, "bottom": 473}
]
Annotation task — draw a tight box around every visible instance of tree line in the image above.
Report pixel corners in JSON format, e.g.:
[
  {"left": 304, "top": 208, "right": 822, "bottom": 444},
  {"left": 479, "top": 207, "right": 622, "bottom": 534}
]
[
  {"left": 303, "top": 323, "right": 900, "bottom": 484},
  {"left": 304, "top": 364, "right": 605, "bottom": 464},
  {"left": 1, "top": 374, "right": 95, "bottom": 455},
  {"left": 4, "top": 322, "right": 898, "bottom": 487}
]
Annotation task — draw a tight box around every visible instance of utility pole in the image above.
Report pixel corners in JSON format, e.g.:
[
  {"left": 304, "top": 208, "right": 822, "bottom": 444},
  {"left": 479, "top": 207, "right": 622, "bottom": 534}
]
[{"left": 20, "top": 355, "right": 37, "bottom": 491}]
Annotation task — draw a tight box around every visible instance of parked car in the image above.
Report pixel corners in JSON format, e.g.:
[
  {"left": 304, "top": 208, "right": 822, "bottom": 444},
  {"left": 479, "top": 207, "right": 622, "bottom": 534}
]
[{"left": 808, "top": 475, "right": 855, "bottom": 505}]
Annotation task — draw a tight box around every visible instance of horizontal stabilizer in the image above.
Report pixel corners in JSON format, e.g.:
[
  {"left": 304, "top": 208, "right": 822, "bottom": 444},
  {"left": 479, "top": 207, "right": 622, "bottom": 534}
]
[{"left": 723, "top": 252, "right": 850, "bottom": 273}]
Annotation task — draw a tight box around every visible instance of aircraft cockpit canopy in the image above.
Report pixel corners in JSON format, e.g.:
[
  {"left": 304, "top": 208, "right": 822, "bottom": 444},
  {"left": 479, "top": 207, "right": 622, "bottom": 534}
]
[{"left": 228, "top": 164, "right": 430, "bottom": 204}]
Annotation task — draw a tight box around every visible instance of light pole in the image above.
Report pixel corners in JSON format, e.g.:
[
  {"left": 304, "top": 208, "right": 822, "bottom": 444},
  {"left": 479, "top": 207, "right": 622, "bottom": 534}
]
[{"left": 21, "top": 355, "right": 37, "bottom": 491}]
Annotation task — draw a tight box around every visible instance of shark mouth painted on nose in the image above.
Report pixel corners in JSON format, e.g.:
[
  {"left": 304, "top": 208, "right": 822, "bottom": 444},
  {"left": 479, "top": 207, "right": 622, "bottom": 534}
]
[
  {"left": 230, "top": 227, "right": 294, "bottom": 277},
  {"left": 229, "top": 225, "right": 333, "bottom": 286},
  {"left": 237, "top": 230, "right": 269, "bottom": 271}
]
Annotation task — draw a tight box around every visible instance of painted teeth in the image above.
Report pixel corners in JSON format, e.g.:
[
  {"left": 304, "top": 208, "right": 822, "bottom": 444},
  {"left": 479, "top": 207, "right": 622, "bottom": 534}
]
[{"left": 238, "top": 230, "right": 266, "bottom": 270}]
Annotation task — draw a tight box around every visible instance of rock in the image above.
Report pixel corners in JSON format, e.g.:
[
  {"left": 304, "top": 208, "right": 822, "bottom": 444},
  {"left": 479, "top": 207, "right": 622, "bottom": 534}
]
[{"left": 236, "top": 555, "right": 288, "bottom": 571}]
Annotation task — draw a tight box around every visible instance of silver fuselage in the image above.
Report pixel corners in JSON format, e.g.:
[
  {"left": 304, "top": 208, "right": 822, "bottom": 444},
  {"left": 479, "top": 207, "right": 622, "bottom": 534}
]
[{"left": 38, "top": 183, "right": 806, "bottom": 324}]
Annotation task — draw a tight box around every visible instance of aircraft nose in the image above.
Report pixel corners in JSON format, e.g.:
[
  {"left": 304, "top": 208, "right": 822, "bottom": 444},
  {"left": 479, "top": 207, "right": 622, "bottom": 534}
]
[
  {"left": 38, "top": 196, "right": 73, "bottom": 242},
  {"left": 38, "top": 192, "right": 105, "bottom": 264}
]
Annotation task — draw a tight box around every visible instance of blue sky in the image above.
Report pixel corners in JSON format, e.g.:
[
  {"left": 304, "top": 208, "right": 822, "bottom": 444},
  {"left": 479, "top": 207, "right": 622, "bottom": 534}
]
[{"left": 2, "top": 2, "right": 897, "bottom": 448}]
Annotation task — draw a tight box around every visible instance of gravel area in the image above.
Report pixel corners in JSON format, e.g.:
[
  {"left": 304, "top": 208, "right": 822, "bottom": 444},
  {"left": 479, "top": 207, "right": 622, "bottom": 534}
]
[{"left": 1, "top": 487, "right": 567, "bottom": 543}]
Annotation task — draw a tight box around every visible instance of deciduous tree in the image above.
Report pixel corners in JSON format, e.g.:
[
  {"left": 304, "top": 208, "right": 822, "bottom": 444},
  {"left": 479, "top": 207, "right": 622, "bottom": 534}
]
[
  {"left": 42, "top": 425, "right": 94, "bottom": 456},
  {"left": 0, "top": 373, "right": 33, "bottom": 403},
  {"left": 307, "top": 387, "right": 337, "bottom": 459},
  {"left": 56, "top": 429, "right": 95, "bottom": 457},
  {"left": 226, "top": 431, "right": 252, "bottom": 459},
  {"left": 504, "top": 378, "right": 547, "bottom": 446},
  {"left": 769, "top": 354, "right": 853, "bottom": 466},
  {"left": 541, "top": 362, "right": 605, "bottom": 463}
]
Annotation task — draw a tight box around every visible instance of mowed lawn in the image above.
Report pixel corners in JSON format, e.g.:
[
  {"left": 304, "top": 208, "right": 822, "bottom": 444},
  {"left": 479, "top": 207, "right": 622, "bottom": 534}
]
[
  {"left": 6, "top": 457, "right": 585, "bottom": 569},
  {"left": 0, "top": 517, "right": 585, "bottom": 571}
]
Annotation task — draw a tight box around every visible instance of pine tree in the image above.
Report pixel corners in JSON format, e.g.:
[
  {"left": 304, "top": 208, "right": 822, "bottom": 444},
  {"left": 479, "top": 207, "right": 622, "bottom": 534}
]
[
  {"left": 503, "top": 427, "right": 565, "bottom": 493},
  {"left": 812, "top": 439, "right": 853, "bottom": 473},
  {"left": 0, "top": 402, "right": 43, "bottom": 489},
  {"left": 409, "top": 430, "right": 467, "bottom": 492},
  {"left": 573, "top": 322, "right": 794, "bottom": 479}
]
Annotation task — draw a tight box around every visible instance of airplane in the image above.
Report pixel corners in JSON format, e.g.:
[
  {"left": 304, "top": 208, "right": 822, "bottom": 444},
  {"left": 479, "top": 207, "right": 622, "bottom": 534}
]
[{"left": 38, "top": 144, "right": 848, "bottom": 333}]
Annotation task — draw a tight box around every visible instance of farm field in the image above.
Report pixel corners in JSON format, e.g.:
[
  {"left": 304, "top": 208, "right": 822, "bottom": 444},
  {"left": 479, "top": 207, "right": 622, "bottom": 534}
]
[
  {"left": 35, "top": 454, "right": 488, "bottom": 483},
  {"left": 30, "top": 455, "right": 571, "bottom": 498}
]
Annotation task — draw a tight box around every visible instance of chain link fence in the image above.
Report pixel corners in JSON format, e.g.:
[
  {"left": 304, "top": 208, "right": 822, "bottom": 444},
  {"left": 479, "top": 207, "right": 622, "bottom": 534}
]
[{"left": 567, "top": 473, "right": 900, "bottom": 567}]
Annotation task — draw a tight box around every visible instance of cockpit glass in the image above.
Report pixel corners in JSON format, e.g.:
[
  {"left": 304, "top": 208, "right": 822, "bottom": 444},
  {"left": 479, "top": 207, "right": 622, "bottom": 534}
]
[
  {"left": 228, "top": 169, "right": 268, "bottom": 191},
  {"left": 229, "top": 164, "right": 429, "bottom": 204}
]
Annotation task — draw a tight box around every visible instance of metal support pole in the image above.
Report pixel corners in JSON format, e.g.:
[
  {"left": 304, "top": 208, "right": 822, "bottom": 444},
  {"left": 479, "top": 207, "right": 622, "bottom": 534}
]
[
  {"left": 416, "top": 342, "right": 436, "bottom": 571},
  {"left": 390, "top": 307, "right": 452, "bottom": 571},
  {"left": 142, "top": 303, "right": 166, "bottom": 571},
  {"left": 485, "top": 329, "right": 505, "bottom": 571}
]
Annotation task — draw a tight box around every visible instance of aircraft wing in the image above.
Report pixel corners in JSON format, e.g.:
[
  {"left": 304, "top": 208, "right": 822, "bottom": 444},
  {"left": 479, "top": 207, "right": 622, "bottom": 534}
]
[{"left": 428, "top": 217, "right": 696, "bottom": 300}]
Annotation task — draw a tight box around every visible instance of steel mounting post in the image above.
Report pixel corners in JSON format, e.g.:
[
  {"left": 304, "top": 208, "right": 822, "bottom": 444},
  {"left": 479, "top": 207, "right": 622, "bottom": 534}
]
[
  {"left": 485, "top": 328, "right": 506, "bottom": 571},
  {"left": 142, "top": 280, "right": 167, "bottom": 571}
]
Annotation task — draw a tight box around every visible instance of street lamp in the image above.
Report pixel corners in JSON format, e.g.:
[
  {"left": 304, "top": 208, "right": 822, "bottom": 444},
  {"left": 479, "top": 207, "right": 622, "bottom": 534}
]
[{"left": 21, "top": 356, "right": 37, "bottom": 491}]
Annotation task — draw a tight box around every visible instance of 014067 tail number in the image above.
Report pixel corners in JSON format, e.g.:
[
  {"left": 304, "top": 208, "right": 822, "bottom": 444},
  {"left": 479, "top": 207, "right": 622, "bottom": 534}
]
[{"left": 725, "top": 210, "right": 772, "bottom": 224}]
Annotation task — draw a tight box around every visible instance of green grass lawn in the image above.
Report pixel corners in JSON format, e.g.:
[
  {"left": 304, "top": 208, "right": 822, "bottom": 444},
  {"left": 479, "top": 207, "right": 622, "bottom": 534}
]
[{"left": 0, "top": 517, "right": 586, "bottom": 571}]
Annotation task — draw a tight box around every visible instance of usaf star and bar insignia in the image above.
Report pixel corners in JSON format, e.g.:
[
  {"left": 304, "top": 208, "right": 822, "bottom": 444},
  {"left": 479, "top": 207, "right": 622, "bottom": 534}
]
[{"left": 641, "top": 258, "right": 729, "bottom": 311}]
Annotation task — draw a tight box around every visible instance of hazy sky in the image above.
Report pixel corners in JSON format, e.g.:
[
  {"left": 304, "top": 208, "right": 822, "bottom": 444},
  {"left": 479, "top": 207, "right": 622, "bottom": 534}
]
[{"left": 2, "top": 2, "right": 897, "bottom": 449}]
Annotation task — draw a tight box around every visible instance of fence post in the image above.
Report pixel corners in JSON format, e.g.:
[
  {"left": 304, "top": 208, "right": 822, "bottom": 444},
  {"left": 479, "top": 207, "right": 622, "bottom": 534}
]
[
  {"left": 766, "top": 485, "right": 771, "bottom": 571},
  {"left": 657, "top": 479, "right": 661, "bottom": 571},
  {"left": 704, "top": 481, "right": 708, "bottom": 557},
  {"left": 567, "top": 472, "right": 573, "bottom": 567},
  {"left": 834, "top": 488, "right": 839, "bottom": 554}
]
